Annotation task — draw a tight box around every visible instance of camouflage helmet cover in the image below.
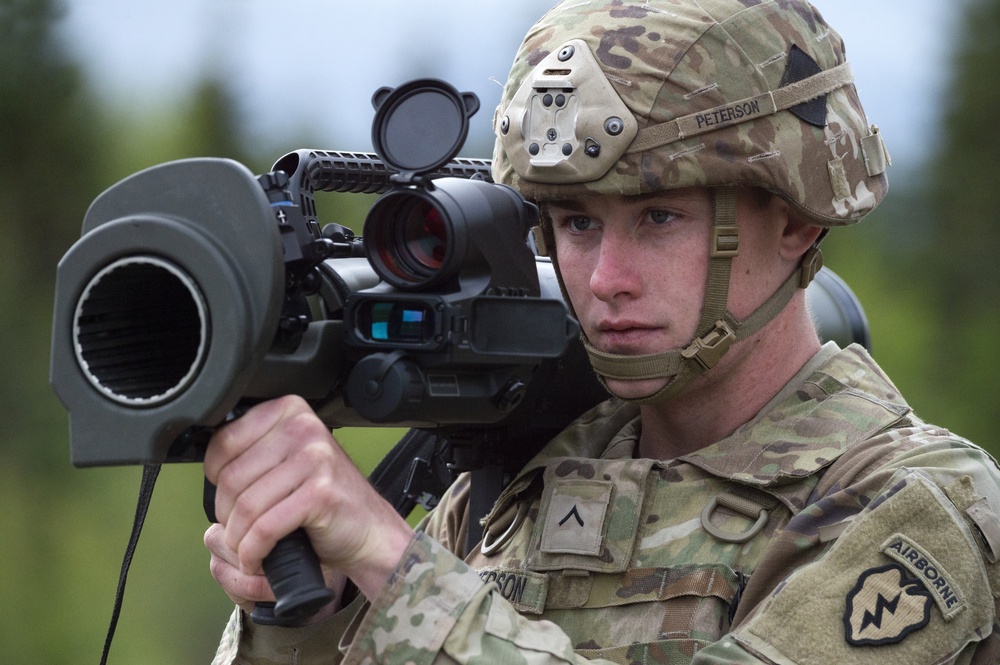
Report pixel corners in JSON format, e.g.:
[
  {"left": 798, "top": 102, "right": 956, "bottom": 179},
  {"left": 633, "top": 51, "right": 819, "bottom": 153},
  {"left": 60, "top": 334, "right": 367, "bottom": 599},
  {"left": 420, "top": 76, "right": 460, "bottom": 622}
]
[{"left": 492, "top": 0, "right": 891, "bottom": 227}]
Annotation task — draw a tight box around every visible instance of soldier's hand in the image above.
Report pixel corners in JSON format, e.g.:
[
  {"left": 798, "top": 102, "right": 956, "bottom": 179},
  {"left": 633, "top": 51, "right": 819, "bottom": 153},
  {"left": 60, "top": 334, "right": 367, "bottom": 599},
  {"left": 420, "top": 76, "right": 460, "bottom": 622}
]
[
  {"left": 203, "top": 395, "right": 415, "bottom": 601},
  {"left": 204, "top": 522, "right": 349, "bottom": 620},
  {"left": 204, "top": 522, "right": 275, "bottom": 614}
]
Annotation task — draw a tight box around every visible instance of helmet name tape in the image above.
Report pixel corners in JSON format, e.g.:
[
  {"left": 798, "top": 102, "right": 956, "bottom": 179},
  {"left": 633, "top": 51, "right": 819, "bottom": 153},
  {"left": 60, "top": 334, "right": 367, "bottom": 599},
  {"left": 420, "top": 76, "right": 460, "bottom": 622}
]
[{"left": 628, "top": 61, "right": 854, "bottom": 154}]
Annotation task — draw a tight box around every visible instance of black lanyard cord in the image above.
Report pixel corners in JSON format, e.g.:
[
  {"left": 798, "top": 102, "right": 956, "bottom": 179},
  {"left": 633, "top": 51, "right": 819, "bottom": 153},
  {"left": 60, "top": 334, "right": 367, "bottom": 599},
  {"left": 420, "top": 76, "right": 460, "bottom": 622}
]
[{"left": 100, "top": 463, "right": 162, "bottom": 665}]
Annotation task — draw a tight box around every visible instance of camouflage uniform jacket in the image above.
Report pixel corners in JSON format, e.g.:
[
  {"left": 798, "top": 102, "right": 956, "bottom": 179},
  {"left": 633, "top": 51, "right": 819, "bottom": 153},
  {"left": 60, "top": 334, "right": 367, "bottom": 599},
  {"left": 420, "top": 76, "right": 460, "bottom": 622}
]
[{"left": 213, "top": 344, "right": 1000, "bottom": 664}]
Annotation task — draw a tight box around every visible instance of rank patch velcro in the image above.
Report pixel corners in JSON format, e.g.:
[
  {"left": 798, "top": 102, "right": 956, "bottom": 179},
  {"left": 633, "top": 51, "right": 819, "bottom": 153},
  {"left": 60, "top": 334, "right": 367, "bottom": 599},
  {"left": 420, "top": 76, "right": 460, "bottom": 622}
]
[
  {"left": 844, "top": 563, "right": 932, "bottom": 646},
  {"left": 540, "top": 480, "right": 612, "bottom": 556}
]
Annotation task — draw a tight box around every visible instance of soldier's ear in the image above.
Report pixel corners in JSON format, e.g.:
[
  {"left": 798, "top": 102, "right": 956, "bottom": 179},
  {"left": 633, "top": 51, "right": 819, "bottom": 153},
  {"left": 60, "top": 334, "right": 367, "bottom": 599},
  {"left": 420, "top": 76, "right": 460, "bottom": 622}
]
[{"left": 777, "top": 204, "right": 823, "bottom": 262}]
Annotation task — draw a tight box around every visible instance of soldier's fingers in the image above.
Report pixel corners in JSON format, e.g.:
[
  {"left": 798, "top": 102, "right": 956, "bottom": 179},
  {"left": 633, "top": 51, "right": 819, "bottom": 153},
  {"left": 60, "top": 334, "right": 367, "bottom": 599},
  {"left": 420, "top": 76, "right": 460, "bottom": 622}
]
[
  {"left": 209, "top": 397, "right": 322, "bottom": 524},
  {"left": 220, "top": 439, "right": 333, "bottom": 559},
  {"left": 204, "top": 524, "right": 275, "bottom": 610},
  {"left": 204, "top": 395, "right": 308, "bottom": 485}
]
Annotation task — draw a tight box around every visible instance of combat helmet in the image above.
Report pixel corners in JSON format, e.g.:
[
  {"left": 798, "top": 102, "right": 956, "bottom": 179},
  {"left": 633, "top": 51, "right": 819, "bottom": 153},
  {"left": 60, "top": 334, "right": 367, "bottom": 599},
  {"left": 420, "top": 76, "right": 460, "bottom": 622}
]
[{"left": 492, "top": 0, "right": 890, "bottom": 402}]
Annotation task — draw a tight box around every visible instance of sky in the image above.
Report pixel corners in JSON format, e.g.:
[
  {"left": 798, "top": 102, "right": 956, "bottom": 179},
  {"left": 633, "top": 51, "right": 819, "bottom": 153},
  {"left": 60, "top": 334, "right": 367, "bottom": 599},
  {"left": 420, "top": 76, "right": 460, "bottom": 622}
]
[{"left": 55, "top": 0, "right": 958, "bottom": 170}]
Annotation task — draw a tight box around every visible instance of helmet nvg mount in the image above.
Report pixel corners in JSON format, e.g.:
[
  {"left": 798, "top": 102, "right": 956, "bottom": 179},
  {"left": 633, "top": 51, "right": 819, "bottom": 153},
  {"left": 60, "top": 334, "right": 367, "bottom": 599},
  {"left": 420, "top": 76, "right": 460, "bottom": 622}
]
[{"left": 492, "top": 0, "right": 891, "bottom": 402}]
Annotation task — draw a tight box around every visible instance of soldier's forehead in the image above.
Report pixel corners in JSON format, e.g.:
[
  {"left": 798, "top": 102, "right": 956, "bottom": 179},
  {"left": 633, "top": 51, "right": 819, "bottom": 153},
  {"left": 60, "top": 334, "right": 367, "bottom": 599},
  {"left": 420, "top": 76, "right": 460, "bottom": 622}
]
[{"left": 539, "top": 188, "right": 712, "bottom": 211}]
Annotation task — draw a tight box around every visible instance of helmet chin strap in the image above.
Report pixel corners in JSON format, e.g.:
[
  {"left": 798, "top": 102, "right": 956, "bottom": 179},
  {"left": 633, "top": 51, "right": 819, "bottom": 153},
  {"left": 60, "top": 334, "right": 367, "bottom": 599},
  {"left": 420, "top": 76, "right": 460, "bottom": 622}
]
[{"left": 582, "top": 187, "right": 823, "bottom": 404}]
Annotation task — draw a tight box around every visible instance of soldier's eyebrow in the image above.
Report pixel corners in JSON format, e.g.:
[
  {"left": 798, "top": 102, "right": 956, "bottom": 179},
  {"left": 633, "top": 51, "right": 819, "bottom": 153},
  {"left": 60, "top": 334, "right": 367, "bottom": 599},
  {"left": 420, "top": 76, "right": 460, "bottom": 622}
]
[{"left": 620, "top": 192, "right": 687, "bottom": 206}]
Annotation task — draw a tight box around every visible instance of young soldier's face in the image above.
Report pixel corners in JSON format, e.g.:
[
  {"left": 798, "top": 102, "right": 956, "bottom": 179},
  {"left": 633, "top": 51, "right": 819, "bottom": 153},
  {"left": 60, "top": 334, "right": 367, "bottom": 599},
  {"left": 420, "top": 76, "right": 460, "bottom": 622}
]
[
  {"left": 548, "top": 187, "right": 792, "bottom": 399},
  {"left": 549, "top": 188, "right": 712, "bottom": 398}
]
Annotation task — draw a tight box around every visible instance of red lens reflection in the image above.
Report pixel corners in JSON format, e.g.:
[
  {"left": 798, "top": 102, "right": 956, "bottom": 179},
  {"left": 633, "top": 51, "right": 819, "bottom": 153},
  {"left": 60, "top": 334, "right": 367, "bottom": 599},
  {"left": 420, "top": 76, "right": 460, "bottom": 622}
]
[{"left": 403, "top": 204, "right": 448, "bottom": 270}]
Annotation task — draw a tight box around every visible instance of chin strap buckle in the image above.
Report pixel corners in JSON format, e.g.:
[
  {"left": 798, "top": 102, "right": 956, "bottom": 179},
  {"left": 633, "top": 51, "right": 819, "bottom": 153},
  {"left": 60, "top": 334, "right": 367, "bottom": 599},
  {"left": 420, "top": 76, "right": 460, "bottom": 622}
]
[
  {"left": 681, "top": 319, "right": 736, "bottom": 372},
  {"left": 710, "top": 223, "right": 741, "bottom": 258},
  {"left": 798, "top": 246, "right": 824, "bottom": 288}
]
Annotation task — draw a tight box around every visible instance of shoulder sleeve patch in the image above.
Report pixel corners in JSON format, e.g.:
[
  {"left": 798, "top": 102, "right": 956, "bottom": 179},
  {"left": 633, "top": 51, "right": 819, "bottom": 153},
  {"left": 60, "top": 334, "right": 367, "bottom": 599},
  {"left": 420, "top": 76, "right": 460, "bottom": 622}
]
[
  {"left": 881, "top": 534, "right": 965, "bottom": 619},
  {"left": 734, "top": 470, "right": 996, "bottom": 665},
  {"left": 844, "top": 563, "right": 932, "bottom": 646}
]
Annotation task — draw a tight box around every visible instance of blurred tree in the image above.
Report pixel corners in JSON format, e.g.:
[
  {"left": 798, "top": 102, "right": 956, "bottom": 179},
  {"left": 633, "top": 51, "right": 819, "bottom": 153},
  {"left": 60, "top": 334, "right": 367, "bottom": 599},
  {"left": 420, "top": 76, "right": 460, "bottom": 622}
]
[
  {"left": 0, "top": 1, "right": 263, "bottom": 663},
  {"left": 911, "top": 0, "right": 1000, "bottom": 448},
  {"left": 926, "top": 0, "right": 1000, "bottom": 300},
  {"left": 182, "top": 79, "right": 250, "bottom": 161},
  {"left": 0, "top": 1, "right": 130, "bottom": 662},
  {"left": 0, "top": 0, "right": 110, "bottom": 467},
  {"left": 825, "top": 0, "right": 1000, "bottom": 455},
  {"left": 0, "top": 2, "right": 116, "bottom": 260},
  {"left": 0, "top": 2, "right": 402, "bottom": 663}
]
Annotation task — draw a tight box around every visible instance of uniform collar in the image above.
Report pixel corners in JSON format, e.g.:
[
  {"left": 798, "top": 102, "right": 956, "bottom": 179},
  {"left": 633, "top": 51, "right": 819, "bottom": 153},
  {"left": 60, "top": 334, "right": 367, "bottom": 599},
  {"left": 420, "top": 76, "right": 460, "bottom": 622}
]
[
  {"left": 678, "top": 344, "right": 912, "bottom": 487},
  {"left": 487, "top": 344, "right": 911, "bottom": 524}
]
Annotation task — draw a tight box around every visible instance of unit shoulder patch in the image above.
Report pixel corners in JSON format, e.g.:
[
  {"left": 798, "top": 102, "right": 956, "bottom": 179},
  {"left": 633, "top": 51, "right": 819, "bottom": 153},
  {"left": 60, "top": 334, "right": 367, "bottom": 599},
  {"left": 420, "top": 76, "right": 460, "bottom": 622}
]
[
  {"left": 881, "top": 533, "right": 966, "bottom": 620},
  {"left": 844, "top": 563, "right": 932, "bottom": 646},
  {"left": 734, "top": 469, "right": 996, "bottom": 664}
]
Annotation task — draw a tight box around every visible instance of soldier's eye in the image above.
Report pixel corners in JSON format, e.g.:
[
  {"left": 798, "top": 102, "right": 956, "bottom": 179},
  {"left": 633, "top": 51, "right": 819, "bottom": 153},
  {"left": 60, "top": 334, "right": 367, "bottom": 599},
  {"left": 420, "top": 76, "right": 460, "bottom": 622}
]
[{"left": 648, "top": 209, "right": 677, "bottom": 225}]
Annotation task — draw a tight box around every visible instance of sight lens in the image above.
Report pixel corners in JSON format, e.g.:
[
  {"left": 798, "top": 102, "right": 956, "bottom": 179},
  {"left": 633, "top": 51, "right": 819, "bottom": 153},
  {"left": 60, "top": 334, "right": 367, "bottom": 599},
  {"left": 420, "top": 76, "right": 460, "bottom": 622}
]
[
  {"left": 402, "top": 202, "right": 447, "bottom": 271},
  {"left": 367, "top": 192, "right": 456, "bottom": 288}
]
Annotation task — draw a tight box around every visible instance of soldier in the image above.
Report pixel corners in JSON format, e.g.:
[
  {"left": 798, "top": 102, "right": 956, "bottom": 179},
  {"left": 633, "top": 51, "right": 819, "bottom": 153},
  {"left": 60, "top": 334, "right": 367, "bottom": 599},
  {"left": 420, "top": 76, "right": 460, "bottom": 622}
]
[{"left": 204, "top": 0, "right": 1000, "bottom": 662}]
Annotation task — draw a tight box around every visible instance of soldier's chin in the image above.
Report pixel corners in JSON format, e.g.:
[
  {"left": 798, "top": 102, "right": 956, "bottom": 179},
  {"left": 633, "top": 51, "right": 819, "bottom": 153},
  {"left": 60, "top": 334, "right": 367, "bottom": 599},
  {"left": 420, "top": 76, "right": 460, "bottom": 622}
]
[{"left": 604, "top": 376, "right": 672, "bottom": 402}]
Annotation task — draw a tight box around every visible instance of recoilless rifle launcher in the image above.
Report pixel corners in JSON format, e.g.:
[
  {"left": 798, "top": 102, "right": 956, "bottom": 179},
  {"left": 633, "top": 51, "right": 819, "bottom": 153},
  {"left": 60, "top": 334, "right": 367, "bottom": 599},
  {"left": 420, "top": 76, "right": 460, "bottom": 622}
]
[{"left": 50, "top": 80, "right": 605, "bottom": 628}]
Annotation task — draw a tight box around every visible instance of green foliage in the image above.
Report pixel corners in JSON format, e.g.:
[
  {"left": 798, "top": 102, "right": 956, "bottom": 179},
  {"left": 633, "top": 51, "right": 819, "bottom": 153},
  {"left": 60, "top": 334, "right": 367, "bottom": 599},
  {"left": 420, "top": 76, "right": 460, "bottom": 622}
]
[
  {"left": 823, "top": 0, "right": 1000, "bottom": 453},
  {"left": 926, "top": 0, "right": 1000, "bottom": 303},
  {"left": 0, "top": 1, "right": 402, "bottom": 661},
  {"left": 917, "top": 0, "right": 1000, "bottom": 449},
  {"left": 4, "top": 0, "right": 1000, "bottom": 661}
]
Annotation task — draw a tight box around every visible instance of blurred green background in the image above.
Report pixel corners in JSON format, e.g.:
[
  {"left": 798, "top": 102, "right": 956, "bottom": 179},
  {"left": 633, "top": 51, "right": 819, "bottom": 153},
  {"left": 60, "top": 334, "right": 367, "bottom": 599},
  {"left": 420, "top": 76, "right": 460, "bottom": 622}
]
[{"left": 2, "top": 0, "right": 999, "bottom": 662}]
